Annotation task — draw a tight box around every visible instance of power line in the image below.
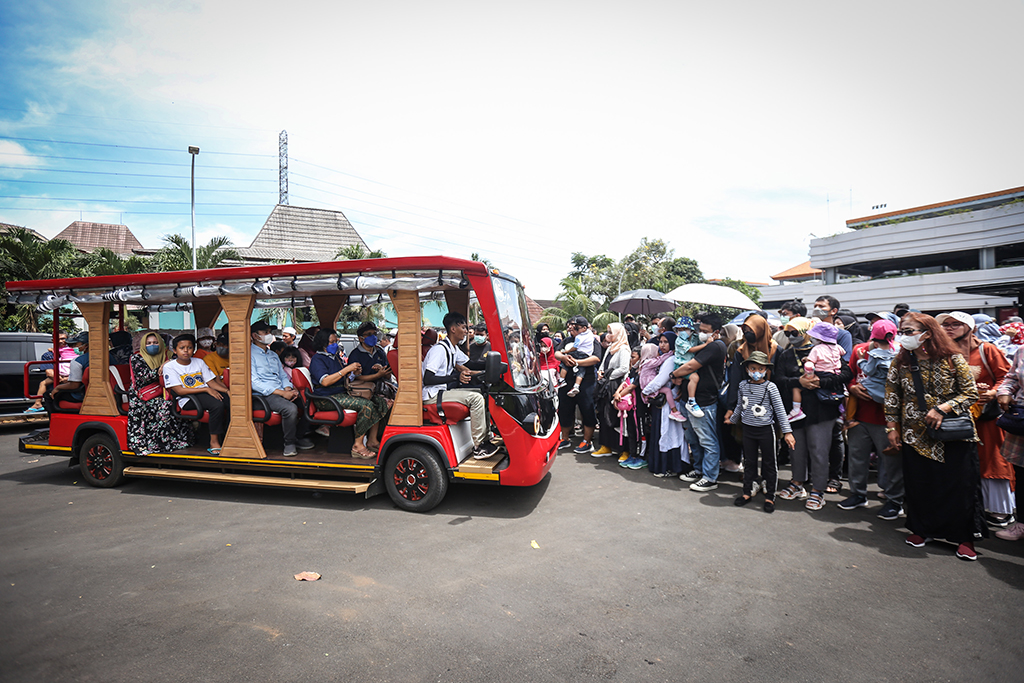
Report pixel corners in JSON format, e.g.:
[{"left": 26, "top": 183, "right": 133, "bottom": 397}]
[
  {"left": 1, "top": 194, "right": 271, "bottom": 207},
  {"left": 0, "top": 165, "right": 271, "bottom": 182},
  {"left": 0, "top": 150, "right": 274, "bottom": 171},
  {"left": 4, "top": 178, "right": 275, "bottom": 194},
  {"left": 0, "top": 135, "right": 276, "bottom": 158},
  {"left": 0, "top": 206, "right": 269, "bottom": 216},
  {"left": 0, "top": 106, "right": 276, "bottom": 132}
]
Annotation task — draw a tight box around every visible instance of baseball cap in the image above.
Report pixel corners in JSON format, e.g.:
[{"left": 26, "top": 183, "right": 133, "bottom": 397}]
[
  {"left": 935, "top": 311, "right": 975, "bottom": 330},
  {"left": 570, "top": 315, "right": 589, "bottom": 327}
]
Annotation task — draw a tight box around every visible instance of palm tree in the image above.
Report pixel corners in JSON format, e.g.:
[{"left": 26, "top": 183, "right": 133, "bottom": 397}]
[
  {"left": 335, "top": 244, "right": 386, "bottom": 260},
  {"left": 83, "top": 247, "right": 152, "bottom": 277},
  {"left": 154, "top": 234, "right": 241, "bottom": 272},
  {"left": 0, "top": 228, "right": 87, "bottom": 332},
  {"left": 539, "top": 277, "right": 616, "bottom": 332}
]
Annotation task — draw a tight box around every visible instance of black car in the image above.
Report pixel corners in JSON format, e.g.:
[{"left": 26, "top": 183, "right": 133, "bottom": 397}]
[{"left": 0, "top": 332, "right": 55, "bottom": 414}]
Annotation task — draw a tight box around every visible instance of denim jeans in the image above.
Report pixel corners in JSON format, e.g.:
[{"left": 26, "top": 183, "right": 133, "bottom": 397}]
[{"left": 684, "top": 402, "right": 720, "bottom": 482}]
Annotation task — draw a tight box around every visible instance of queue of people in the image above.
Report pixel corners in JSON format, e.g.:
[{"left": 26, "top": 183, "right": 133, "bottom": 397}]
[{"left": 544, "top": 299, "right": 1024, "bottom": 562}]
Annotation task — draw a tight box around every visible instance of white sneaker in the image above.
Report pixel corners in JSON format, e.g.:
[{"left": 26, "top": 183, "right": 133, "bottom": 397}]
[
  {"left": 685, "top": 400, "right": 705, "bottom": 418},
  {"left": 566, "top": 385, "right": 580, "bottom": 397},
  {"left": 787, "top": 407, "right": 806, "bottom": 422},
  {"left": 689, "top": 477, "right": 718, "bottom": 492},
  {"left": 668, "top": 410, "right": 687, "bottom": 423},
  {"left": 722, "top": 460, "right": 744, "bottom": 473}
]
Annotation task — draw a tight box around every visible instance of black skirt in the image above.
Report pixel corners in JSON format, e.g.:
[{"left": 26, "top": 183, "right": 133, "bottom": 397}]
[{"left": 903, "top": 441, "right": 987, "bottom": 544}]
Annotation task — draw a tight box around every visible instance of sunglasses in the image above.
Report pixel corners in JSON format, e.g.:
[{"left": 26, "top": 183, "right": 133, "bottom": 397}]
[{"left": 784, "top": 330, "right": 802, "bottom": 338}]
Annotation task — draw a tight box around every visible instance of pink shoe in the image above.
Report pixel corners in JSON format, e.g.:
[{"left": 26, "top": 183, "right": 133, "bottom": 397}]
[
  {"left": 996, "top": 522, "right": 1024, "bottom": 541},
  {"left": 668, "top": 410, "right": 687, "bottom": 423},
  {"left": 787, "top": 407, "right": 806, "bottom": 422}
]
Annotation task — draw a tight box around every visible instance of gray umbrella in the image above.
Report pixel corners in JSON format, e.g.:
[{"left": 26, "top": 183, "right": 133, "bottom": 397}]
[{"left": 608, "top": 289, "right": 677, "bottom": 317}]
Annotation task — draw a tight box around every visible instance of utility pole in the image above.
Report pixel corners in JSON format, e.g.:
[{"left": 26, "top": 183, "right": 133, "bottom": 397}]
[{"left": 279, "top": 130, "right": 288, "bottom": 205}]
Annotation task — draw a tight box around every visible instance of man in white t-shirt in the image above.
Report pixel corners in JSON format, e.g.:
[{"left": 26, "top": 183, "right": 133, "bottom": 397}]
[
  {"left": 422, "top": 312, "right": 498, "bottom": 459},
  {"left": 163, "top": 333, "right": 231, "bottom": 454}
]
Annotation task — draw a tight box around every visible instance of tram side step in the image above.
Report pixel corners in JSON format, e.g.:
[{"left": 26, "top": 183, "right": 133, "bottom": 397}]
[
  {"left": 123, "top": 466, "right": 371, "bottom": 493},
  {"left": 456, "top": 452, "right": 503, "bottom": 474}
]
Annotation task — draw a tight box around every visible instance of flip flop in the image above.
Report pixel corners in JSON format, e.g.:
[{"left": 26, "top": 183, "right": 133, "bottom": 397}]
[{"left": 207, "top": 447, "right": 222, "bottom": 455}]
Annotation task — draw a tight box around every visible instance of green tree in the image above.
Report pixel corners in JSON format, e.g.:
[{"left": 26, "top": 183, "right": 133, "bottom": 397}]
[
  {"left": 539, "top": 277, "right": 616, "bottom": 332},
  {"left": 82, "top": 247, "right": 152, "bottom": 277},
  {"left": 0, "top": 228, "right": 87, "bottom": 332},
  {"left": 335, "top": 244, "right": 386, "bottom": 260},
  {"left": 154, "top": 234, "right": 241, "bottom": 271}
]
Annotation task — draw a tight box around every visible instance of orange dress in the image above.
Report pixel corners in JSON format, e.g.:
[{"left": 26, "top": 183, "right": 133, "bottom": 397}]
[{"left": 969, "top": 342, "right": 1014, "bottom": 487}]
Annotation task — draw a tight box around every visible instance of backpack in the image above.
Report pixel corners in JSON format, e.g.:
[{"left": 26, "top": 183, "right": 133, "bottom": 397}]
[{"left": 857, "top": 346, "right": 895, "bottom": 403}]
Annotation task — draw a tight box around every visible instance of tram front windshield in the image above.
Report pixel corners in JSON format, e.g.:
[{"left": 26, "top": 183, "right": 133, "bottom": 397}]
[{"left": 491, "top": 276, "right": 541, "bottom": 389}]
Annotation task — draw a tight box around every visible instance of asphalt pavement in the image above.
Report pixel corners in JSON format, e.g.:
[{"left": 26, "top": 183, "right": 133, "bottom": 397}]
[{"left": 1, "top": 424, "right": 1022, "bottom": 683}]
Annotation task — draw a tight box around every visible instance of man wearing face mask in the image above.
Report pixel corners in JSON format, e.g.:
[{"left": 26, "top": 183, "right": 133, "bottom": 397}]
[
  {"left": 348, "top": 322, "right": 392, "bottom": 387},
  {"left": 204, "top": 333, "right": 230, "bottom": 381},
  {"left": 194, "top": 328, "right": 216, "bottom": 359},
  {"left": 813, "top": 295, "right": 855, "bottom": 495},
  {"left": 467, "top": 324, "right": 490, "bottom": 368},
  {"left": 250, "top": 320, "right": 313, "bottom": 457}
]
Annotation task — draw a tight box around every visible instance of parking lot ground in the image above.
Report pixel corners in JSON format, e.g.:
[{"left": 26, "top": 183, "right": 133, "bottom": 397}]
[{"left": 2, "top": 425, "right": 1023, "bottom": 683}]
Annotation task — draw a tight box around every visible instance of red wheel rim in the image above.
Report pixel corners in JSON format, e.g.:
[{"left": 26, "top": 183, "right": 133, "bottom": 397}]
[
  {"left": 85, "top": 444, "right": 114, "bottom": 480},
  {"left": 393, "top": 457, "right": 429, "bottom": 501}
]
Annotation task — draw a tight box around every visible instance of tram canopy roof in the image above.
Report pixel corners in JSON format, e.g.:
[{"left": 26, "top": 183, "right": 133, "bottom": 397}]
[{"left": 6, "top": 256, "right": 501, "bottom": 313}]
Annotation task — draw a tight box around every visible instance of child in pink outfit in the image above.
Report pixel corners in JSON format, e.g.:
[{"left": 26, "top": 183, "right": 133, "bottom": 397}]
[{"left": 788, "top": 322, "right": 842, "bottom": 422}]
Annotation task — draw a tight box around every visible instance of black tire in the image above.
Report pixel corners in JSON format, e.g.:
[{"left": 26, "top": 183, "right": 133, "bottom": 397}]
[
  {"left": 79, "top": 433, "right": 126, "bottom": 488},
  {"left": 384, "top": 444, "right": 448, "bottom": 512}
]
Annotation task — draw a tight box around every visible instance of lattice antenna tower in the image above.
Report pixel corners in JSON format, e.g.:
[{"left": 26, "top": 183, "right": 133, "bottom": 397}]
[{"left": 278, "top": 130, "right": 289, "bottom": 205}]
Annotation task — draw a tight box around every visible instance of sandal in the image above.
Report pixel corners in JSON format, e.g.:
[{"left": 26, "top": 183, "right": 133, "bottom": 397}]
[
  {"left": 351, "top": 447, "right": 376, "bottom": 459},
  {"left": 207, "top": 447, "right": 222, "bottom": 455},
  {"left": 826, "top": 478, "right": 842, "bottom": 495},
  {"left": 805, "top": 491, "right": 826, "bottom": 511},
  {"left": 778, "top": 482, "right": 808, "bottom": 501}
]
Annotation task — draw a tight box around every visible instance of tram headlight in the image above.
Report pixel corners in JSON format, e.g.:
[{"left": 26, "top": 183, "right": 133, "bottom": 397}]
[{"left": 524, "top": 412, "right": 540, "bottom": 435}]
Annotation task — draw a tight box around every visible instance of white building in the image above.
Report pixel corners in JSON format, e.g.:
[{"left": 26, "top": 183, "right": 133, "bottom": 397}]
[{"left": 757, "top": 186, "right": 1024, "bottom": 320}]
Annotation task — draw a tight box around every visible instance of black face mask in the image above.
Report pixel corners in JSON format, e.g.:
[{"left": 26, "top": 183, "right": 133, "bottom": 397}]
[{"left": 743, "top": 330, "right": 757, "bottom": 344}]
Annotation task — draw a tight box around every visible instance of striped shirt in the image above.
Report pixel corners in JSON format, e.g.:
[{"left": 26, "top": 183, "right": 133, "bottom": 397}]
[{"left": 728, "top": 380, "right": 792, "bottom": 433}]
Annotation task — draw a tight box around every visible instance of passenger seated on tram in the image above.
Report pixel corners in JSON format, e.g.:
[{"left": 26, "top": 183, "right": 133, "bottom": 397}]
[
  {"left": 109, "top": 330, "right": 133, "bottom": 365},
  {"left": 203, "top": 333, "right": 230, "bottom": 381},
  {"left": 194, "top": 327, "right": 216, "bottom": 359},
  {"left": 348, "top": 322, "right": 392, "bottom": 385},
  {"left": 250, "top": 320, "right": 313, "bottom": 457},
  {"left": 422, "top": 312, "right": 498, "bottom": 459},
  {"left": 52, "top": 331, "right": 118, "bottom": 402},
  {"left": 280, "top": 346, "right": 303, "bottom": 382},
  {"left": 308, "top": 328, "right": 388, "bottom": 459},
  {"left": 129, "top": 330, "right": 193, "bottom": 455},
  {"left": 28, "top": 331, "right": 73, "bottom": 412},
  {"left": 163, "top": 334, "right": 230, "bottom": 454}
]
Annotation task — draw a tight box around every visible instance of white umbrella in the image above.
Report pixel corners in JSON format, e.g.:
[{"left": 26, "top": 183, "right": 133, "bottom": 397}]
[{"left": 664, "top": 282, "right": 759, "bottom": 310}]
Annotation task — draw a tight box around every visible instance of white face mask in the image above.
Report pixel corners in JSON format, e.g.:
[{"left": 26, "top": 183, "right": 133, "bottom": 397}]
[
  {"left": 898, "top": 333, "right": 923, "bottom": 350},
  {"left": 260, "top": 333, "right": 275, "bottom": 345},
  {"left": 698, "top": 332, "right": 710, "bottom": 343}
]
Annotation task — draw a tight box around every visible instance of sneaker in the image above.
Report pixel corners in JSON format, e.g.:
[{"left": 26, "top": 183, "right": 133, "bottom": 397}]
[
  {"left": 573, "top": 440, "right": 593, "bottom": 454},
  {"left": 315, "top": 425, "right": 330, "bottom": 437},
  {"left": 985, "top": 512, "right": 1014, "bottom": 529},
  {"left": 474, "top": 441, "right": 500, "bottom": 459},
  {"left": 668, "top": 410, "right": 687, "bottom": 423},
  {"left": 777, "top": 483, "right": 808, "bottom": 501},
  {"left": 684, "top": 399, "right": 705, "bottom": 418},
  {"left": 905, "top": 534, "right": 931, "bottom": 548},
  {"left": 566, "top": 385, "right": 580, "bottom": 397},
  {"left": 618, "top": 452, "right": 629, "bottom": 462},
  {"left": 592, "top": 445, "right": 613, "bottom": 456},
  {"left": 297, "top": 438, "right": 315, "bottom": 450},
  {"left": 751, "top": 480, "right": 763, "bottom": 497},
  {"left": 619, "top": 456, "right": 636, "bottom": 468},
  {"left": 722, "top": 460, "right": 744, "bottom": 474},
  {"left": 955, "top": 542, "right": 978, "bottom": 561},
  {"left": 877, "top": 500, "right": 905, "bottom": 520},
  {"left": 787, "top": 407, "right": 806, "bottom": 422},
  {"left": 689, "top": 477, "right": 718, "bottom": 492},
  {"left": 679, "top": 469, "right": 701, "bottom": 483},
  {"left": 557, "top": 438, "right": 572, "bottom": 451},
  {"left": 995, "top": 522, "right": 1024, "bottom": 541},
  {"left": 838, "top": 494, "right": 869, "bottom": 510},
  {"left": 282, "top": 444, "right": 298, "bottom": 457},
  {"left": 626, "top": 458, "right": 647, "bottom": 470}
]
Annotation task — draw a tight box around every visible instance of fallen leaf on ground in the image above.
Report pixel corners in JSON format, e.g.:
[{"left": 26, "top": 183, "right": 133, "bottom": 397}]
[
  {"left": 294, "top": 571, "right": 321, "bottom": 581},
  {"left": 530, "top": 540, "right": 540, "bottom": 549}
]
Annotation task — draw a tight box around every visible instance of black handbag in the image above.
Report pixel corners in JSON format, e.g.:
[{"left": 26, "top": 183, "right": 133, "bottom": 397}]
[
  {"left": 996, "top": 405, "right": 1024, "bottom": 437},
  {"left": 908, "top": 360, "right": 975, "bottom": 442}
]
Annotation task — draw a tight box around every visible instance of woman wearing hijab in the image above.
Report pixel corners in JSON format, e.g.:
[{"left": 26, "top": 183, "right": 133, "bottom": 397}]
[
  {"left": 775, "top": 317, "right": 853, "bottom": 510},
  {"left": 641, "top": 332, "right": 689, "bottom": 477},
  {"left": 592, "top": 323, "right": 632, "bottom": 457},
  {"left": 127, "top": 329, "right": 194, "bottom": 456}
]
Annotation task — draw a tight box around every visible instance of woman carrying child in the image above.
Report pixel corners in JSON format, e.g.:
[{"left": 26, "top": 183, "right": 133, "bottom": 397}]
[
  {"left": 592, "top": 324, "right": 632, "bottom": 457},
  {"left": 656, "top": 317, "right": 707, "bottom": 422},
  {"left": 614, "top": 345, "right": 646, "bottom": 469},
  {"left": 641, "top": 332, "right": 689, "bottom": 477},
  {"left": 728, "top": 351, "right": 795, "bottom": 513}
]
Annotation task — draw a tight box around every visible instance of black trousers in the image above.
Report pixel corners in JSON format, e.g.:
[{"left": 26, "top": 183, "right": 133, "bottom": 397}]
[
  {"left": 742, "top": 424, "right": 779, "bottom": 498},
  {"left": 184, "top": 392, "right": 230, "bottom": 437}
]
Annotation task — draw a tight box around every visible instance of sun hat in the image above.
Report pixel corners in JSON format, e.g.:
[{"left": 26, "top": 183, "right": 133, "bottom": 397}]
[
  {"left": 673, "top": 316, "right": 695, "bottom": 331},
  {"left": 741, "top": 350, "right": 773, "bottom": 367},
  {"left": 807, "top": 322, "right": 839, "bottom": 344},
  {"left": 935, "top": 311, "right": 975, "bottom": 330}
]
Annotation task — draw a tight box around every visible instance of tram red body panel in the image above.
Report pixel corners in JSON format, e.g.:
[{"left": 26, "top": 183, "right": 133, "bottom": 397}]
[
  {"left": 49, "top": 412, "right": 129, "bottom": 452},
  {"left": 488, "top": 402, "right": 558, "bottom": 486},
  {"left": 379, "top": 424, "right": 458, "bottom": 467}
]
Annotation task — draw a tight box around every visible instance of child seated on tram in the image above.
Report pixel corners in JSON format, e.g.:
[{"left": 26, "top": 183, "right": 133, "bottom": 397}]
[{"left": 163, "top": 334, "right": 231, "bottom": 455}]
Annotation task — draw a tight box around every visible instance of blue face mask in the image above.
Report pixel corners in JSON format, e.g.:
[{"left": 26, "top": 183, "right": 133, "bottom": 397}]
[
  {"left": 145, "top": 344, "right": 160, "bottom": 355},
  {"left": 474, "top": 336, "right": 486, "bottom": 345},
  {"left": 364, "top": 335, "right": 378, "bottom": 347},
  {"left": 748, "top": 370, "right": 766, "bottom": 381},
  {"left": 326, "top": 342, "right": 339, "bottom": 355}
]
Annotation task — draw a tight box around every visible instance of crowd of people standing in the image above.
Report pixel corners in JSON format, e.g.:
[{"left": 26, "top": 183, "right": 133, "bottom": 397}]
[{"left": 539, "top": 297, "right": 1024, "bottom": 562}]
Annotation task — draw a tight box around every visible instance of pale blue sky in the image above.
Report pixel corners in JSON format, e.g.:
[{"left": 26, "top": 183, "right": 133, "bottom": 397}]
[{"left": 1, "top": 0, "right": 1021, "bottom": 298}]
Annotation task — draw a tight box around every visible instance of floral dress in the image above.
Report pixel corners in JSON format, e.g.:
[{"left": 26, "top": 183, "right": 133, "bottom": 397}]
[{"left": 128, "top": 353, "right": 194, "bottom": 455}]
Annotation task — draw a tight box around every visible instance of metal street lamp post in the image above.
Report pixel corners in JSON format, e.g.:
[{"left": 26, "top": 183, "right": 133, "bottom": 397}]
[{"left": 188, "top": 146, "right": 200, "bottom": 271}]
